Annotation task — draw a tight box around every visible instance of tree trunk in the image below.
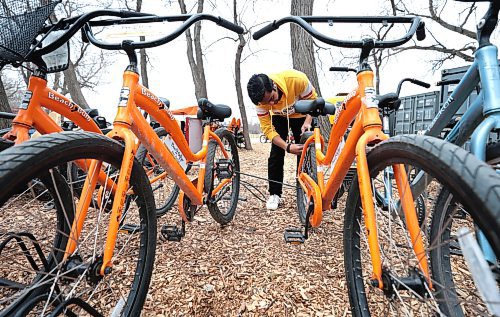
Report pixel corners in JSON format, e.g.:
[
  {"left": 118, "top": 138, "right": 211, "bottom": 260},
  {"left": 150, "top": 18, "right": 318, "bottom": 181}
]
[
  {"left": 0, "top": 75, "right": 12, "bottom": 129},
  {"left": 290, "top": 0, "right": 321, "bottom": 96},
  {"left": 63, "top": 60, "right": 90, "bottom": 109},
  {"left": 140, "top": 40, "right": 149, "bottom": 88},
  {"left": 290, "top": 0, "right": 331, "bottom": 143},
  {"left": 233, "top": 0, "right": 252, "bottom": 150},
  {"left": 136, "top": 1, "right": 149, "bottom": 88},
  {"left": 178, "top": 0, "right": 208, "bottom": 100}
]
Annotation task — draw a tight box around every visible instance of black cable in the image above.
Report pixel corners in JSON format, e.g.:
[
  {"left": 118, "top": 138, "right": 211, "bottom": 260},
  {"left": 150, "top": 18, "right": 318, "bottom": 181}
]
[
  {"left": 236, "top": 171, "right": 296, "bottom": 188},
  {"left": 240, "top": 180, "right": 267, "bottom": 203}
]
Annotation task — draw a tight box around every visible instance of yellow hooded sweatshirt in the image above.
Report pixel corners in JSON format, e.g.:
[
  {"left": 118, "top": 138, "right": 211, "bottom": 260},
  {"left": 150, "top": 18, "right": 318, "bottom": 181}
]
[{"left": 255, "top": 69, "right": 317, "bottom": 141}]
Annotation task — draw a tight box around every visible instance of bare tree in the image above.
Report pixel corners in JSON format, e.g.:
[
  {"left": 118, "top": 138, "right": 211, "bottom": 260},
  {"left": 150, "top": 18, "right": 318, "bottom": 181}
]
[
  {"left": 48, "top": 0, "right": 113, "bottom": 108},
  {"left": 393, "top": 0, "right": 480, "bottom": 69},
  {"left": 233, "top": 0, "right": 252, "bottom": 150},
  {"left": 123, "top": 0, "right": 150, "bottom": 88},
  {"left": 370, "top": 0, "right": 398, "bottom": 94},
  {"left": 290, "top": 0, "right": 321, "bottom": 96},
  {"left": 178, "top": 0, "right": 208, "bottom": 99},
  {"left": 0, "top": 75, "right": 12, "bottom": 129},
  {"left": 290, "top": 0, "right": 332, "bottom": 142}
]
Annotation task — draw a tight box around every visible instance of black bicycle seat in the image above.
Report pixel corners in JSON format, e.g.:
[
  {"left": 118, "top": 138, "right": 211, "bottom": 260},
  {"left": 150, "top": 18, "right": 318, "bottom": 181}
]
[
  {"left": 159, "top": 97, "right": 170, "bottom": 108},
  {"left": 197, "top": 98, "right": 232, "bottom": 121},
  {"left": 84, "top": 108, "right": 99, "bottom": 118},
  {"left": 376, "top": 93, "right": 401, "bottom": 112},
  {"left": 295, "top": 98, "right": 336, "bottom": 116}
]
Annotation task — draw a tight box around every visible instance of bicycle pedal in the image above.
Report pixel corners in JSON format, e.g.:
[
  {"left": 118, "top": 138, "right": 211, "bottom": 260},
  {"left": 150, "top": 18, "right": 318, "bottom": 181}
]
[
  {"left": 160, "top": 224, "right": 184, "bottom": 242},
  {"left": 216, "top": 159, "right": 233, "bottom": 179},
  {"left": 284, "top": 228, "right": 306, "bottom": 244},
  {"left": 119, "top": 223, "right": 142, "bottom": 234}
]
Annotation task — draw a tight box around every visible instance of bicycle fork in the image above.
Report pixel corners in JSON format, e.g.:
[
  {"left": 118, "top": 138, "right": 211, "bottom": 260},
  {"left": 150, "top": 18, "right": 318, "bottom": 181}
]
[
  {"left": 64, "top": 124, "right": 137, "bottom": 276},
  {"left": 355, "top": 127, "right": 432, "bottom": 290}
]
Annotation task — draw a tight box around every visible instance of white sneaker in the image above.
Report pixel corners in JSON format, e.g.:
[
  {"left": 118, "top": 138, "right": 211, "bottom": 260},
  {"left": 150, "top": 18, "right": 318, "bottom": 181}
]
[{"left": 266, "top": 194, "right": 282, "bottom": 210}]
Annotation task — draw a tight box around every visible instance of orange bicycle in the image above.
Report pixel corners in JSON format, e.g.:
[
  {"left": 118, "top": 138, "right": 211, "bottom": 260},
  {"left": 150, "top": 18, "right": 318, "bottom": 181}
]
[
  {"left": 254, "top": 16, "right": 500, "bottom": 315},
  {"left": 0, "top": 7, "right": 242, "bottom": 316}
]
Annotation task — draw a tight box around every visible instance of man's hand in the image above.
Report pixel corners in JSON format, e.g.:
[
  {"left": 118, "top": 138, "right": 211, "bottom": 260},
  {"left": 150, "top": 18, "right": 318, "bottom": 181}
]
[
  {"left": 288, "top": 143, "right": 304, "bottom": 155},
  {"left": 301, "top": 114, "right": 313, "bottom": 134},
  {"left": 301, "top": 122, "right": 312, "bottom": 134}
]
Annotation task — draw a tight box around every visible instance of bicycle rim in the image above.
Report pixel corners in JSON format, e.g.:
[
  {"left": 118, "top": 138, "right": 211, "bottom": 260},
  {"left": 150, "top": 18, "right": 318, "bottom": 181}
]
[
  {"left": 296, "top": 136, "right": 316, "bottom": 225},
  {"left": 205, "top": 128, "right": 240, "bottom": 225},
  {"left": 136, "top": 127, "right": 180, "bottom": 217}
]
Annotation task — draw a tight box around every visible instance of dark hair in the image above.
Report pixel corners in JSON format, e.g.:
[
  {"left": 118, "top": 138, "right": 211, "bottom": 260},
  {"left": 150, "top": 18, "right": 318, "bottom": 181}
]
[{"left": 247, "top": 73, "right": 273, "bottom": 105}]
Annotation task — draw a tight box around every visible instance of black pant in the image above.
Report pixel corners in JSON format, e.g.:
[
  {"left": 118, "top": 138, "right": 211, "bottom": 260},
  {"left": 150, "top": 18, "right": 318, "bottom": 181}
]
[{"left": 268, "top": 115, "right": 305, "bottom": 196}]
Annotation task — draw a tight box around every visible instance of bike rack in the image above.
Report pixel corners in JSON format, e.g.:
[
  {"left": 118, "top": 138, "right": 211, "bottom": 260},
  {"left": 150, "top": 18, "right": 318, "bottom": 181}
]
[
  {"left": 0, "top": 233, "right": 107, "bottom": 317},
  {"left": 0, "top": 232, "right": 50, "bottom": 289},
  {"left": 15, "top": 293, "right": 105, "bottom": 317}
]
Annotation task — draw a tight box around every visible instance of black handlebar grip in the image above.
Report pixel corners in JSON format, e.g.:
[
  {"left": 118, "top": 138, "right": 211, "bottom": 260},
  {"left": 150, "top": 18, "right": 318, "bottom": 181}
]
[
  {"left": 436, "top": 79, "right": 461, "bottom": 86},
  {"left": 410, "top": 78, "right": 430, "bottom": 88},
  {"left": 253, "top": 22, "right": 278, "bottom": 40},
  {"left": 217, "top": 17, "right": 244, "bottom": 34},
  {"left": 329, "top": 66, "right": 356, "bottom": 73},
  {"left": 416, "top": 21, "right": 426, "bottom": 41}
]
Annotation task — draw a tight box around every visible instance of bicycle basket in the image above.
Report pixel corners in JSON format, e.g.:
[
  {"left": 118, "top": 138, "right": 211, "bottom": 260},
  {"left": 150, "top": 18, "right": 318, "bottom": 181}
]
[{"left": 0, "top": 0, "right": 60, "bottom": 65}]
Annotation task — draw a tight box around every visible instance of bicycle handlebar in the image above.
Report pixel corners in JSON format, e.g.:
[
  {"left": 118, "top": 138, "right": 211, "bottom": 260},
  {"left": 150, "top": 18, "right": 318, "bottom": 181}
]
[
  {"left": 253, "top": 16, "right": 425, "bottom": 49},
  {"left": 33, "top": 10, "right": 153, "bottom": 57},
  {"left": 0, "top": 112, "right": 16, "bottom": 120},
  {"left": 396, "top": 77, "right": 430, "bottom": 96},
  {"left": 435, "top": 79, "right": 461, "bottom": 86},
  {"left": 329, "top": 66, "right": 356, "bottom": 73},
  {"left": 83, "top": 13, "right": 244, "bottom": 50}
]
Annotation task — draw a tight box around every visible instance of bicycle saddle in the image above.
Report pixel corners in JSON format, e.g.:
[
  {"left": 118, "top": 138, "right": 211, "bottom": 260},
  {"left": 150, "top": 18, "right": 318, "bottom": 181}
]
[
  {"left": 295, "top": 98, "right": 336, "bottom": 116},
  {"left": 84, "top": 108, "right": 100, "bottom": 118},
  {"left": 376, "top": 93, "right": 401, "bottom": 112},
  {"left": 197, "top": 98, "right": 232, "bottom": 121},
  {"left": 159, "top": 97, "right": 170, "bottom": 108}
]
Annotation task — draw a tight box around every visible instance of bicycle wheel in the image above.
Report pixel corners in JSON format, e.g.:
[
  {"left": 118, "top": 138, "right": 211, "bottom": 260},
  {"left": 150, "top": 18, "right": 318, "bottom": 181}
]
[
  {"left": 204, "top": 128, "right": 240, "bottom": 225},
  {"left": 318, "top": 115, "right": 332, "bottom": 146},
  {"left": 136, "top": 127, "right": 180, "bottom": 217},
  {"left": 296, "top": 132, "right": 317, "bottom": 225},
  {"left": 0, "top": 131, "right": 157, "bottom": 316},
  {"left": 429, "top": 140, "right": 500, "bottom": 316},
  {"left": 343, "top": 135, "right": 500, "bottom": 316}
]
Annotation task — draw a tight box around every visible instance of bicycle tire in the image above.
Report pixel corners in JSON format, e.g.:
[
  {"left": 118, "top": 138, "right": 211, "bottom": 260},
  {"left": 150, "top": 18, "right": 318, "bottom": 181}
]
[
  {"left": 318, "top": 115, "right": 332, "bottom": 148},
  {"left": 296, "top": 132, "right": 317, "bottom": 225},
  {"left": 343, "top": 135, "right": 500, "bottom": 316},
  {"left": 136, "top": 127, "right": 180, "bottom": 217},
  {"left": 204, "top": 128, "right": 240, "bottom": 225},
  {"left": 0, "top": 131, "right": 157, "bottom": 317},
  {"left": 429, "top": 140, "right": 500, "bottom": 316}
]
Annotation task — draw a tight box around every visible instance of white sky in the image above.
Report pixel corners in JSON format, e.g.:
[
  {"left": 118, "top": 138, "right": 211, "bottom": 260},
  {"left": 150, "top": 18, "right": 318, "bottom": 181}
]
[{"left": 76, "top": 0, "right": 496, "bottom": 123}]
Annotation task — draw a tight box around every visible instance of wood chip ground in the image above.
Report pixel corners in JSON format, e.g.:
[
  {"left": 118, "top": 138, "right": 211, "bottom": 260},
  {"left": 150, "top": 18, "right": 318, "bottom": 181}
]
[{"left": 143, "top": 142, "right": 351, "bottom": 316}]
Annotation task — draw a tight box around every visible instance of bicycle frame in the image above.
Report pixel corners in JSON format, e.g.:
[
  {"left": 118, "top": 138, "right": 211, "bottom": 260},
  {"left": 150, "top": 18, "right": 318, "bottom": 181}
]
[
  {"left": 2, "top": 72, "right": 102, "bottom": 143},
  {"left": 297, "top": 70, "right": 432, "bottom": 289},
  {"left": 425, "top": 45, "right": 500, "bottom": 155},
  {"left": 65, "top": 69, "right": 231, "bottom": 273},
  {"left": 414, "top": 29, "right": 500, "bottom": 265}
]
